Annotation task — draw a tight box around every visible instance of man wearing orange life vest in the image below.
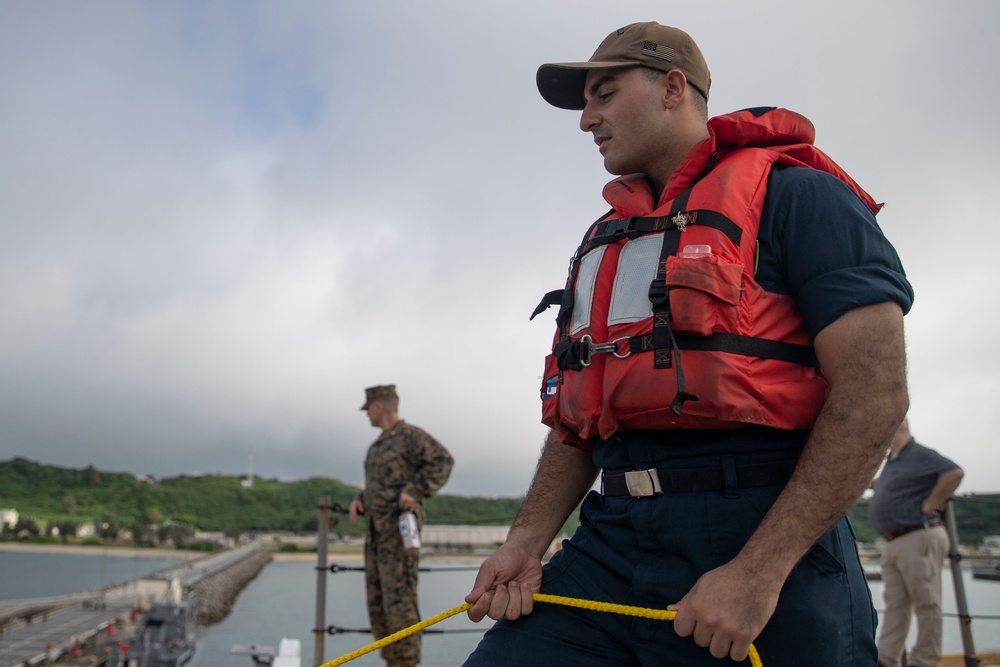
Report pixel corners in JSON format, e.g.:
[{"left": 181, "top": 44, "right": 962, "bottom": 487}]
[{"left": 463, "top": 22, "right": 913, "bottom": 667}]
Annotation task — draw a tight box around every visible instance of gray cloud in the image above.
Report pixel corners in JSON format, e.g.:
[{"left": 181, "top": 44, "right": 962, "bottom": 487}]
[{"left": 1, "top": 1, "right": 997, "bottom": 497}]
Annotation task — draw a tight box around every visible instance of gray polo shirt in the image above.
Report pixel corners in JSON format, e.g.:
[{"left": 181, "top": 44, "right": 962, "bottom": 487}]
[{"left": 868, "top": 438, "right": 960, "bottom": 536}]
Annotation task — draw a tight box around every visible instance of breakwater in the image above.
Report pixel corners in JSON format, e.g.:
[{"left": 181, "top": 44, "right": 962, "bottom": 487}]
[
  {"left": 189, "top": 550, "right": 273, "bottom": 625},
  {"left": 0, "top": 543, "right": 271, "bottom": 666}
]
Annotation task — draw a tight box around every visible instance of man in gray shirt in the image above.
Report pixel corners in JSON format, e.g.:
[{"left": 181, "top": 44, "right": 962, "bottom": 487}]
[{"left": 868, "top": 418, "right": 964, "bottom": 667}]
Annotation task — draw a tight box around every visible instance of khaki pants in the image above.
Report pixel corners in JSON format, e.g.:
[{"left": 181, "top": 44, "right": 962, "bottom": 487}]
[{"left": 876, "top": 525, "right": 950, "bottom": 667}]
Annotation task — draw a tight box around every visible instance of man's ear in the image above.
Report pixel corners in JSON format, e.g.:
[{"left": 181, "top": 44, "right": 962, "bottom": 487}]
[{"left": 662, "top": 69, "right": 688, "bottom": 110}]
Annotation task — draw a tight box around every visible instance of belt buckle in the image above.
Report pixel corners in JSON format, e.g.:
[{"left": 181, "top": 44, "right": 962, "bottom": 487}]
[{"left": 625, "top": 468, "right": 663, "bottom": 497}]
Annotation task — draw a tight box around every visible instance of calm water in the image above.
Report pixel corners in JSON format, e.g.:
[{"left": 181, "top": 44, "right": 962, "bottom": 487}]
[
  {"left": 868, "top": 567, "right": 1000, "bottom": 654},
  {"left": 0, "top": 549, "right": 187, "bottom": 600},
  {"left": 2, "top": 551, "right": 998, "bottom": 665},
  {"left": 194, "top": 558, "right": 1000, "bottom": 665},
  {"left": 194, "top": 559, "right": 486, "bottom": 667}
]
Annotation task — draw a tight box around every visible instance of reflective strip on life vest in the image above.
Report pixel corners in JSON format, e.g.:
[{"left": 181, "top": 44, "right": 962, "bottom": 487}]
[{"left": 568, "top": 245, "right": 606, "bottom": 336}]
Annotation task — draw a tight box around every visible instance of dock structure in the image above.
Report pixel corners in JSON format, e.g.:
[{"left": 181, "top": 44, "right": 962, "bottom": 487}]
[
  {"left": 420, "top": 525, "right": 508, "bottom": 553},
  {"left": 0, "top": 542, "right": 265, "bottom": 667}
]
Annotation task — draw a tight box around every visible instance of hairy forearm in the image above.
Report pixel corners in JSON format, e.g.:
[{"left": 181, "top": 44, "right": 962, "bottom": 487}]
[
  {"left": 743, "top": 391, "right": 905, "bottom": 579},
  {"left": 507, "top": 430, "right": 598, "bottom": 559},
  {"left": 737, "top": 303, "right": 908, "bottom": 581}
]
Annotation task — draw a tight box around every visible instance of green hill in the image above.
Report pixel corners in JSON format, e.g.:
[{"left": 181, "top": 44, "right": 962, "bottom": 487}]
[
  {"left": 2, "top": 458, "right": 998, "bottom": 547},
  {"left": 0, "top": 457, "right": 523, "bottom": 541}
]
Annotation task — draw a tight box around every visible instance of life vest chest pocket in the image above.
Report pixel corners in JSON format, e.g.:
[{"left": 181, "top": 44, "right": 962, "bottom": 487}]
[{"left": 664, "top": 254, "right": 742, "bottom": 336}]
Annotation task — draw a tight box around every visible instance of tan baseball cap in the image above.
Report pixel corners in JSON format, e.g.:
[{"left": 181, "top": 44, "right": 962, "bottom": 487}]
[{"left": 537, "top": 22, "right": 711, "bottom": 110}]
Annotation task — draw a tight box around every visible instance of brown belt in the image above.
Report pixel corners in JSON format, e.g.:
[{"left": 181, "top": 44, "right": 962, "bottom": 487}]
[
  {"left": 600, "top": 459, "right": 797, "bottom": 497},
  {"left": 883, "top": 518, "right": 944, "bottom": 541}
]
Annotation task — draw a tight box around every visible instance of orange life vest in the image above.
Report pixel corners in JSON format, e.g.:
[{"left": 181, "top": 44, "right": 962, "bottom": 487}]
[{"left": 534, "top": 107, "right": 882, "bottom": 449}]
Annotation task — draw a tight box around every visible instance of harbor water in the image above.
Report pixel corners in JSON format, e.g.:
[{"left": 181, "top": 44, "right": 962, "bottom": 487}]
[
  {"left": 196, "top": 558, "right": 485, "bottom": 667},
  {"left": 2, "top": 549, "right": 998, "bottom": 666},
  {"left": 0, "top": 549, "right": 187, "bottom": 600},
  {"left": 217, "top": 557, "right": 1000, "bottom": 666}
]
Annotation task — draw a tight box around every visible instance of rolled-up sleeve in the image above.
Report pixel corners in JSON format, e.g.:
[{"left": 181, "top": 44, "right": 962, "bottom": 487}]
[{"left": 759, "top": 166, "right": 914, "bottom": 338}]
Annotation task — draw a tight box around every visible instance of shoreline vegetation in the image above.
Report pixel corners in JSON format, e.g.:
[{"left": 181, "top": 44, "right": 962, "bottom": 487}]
[{"left": 4, "top": 457, "right": 1000, "bottom": 546}]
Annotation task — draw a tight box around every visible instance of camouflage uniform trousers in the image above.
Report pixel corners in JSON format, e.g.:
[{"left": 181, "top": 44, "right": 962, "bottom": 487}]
[{"left": 365, "top": 518, "right": 421, "bottom": 665}]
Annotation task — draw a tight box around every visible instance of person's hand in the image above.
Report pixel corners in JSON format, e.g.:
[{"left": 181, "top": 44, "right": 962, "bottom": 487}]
[
  {"left": 669, "top": 559, "right": 782, "bottom": 662},
  {"left": 465, "top": 542, "right": 543, "bottom": 623},
  {"left": 398, "top": 491, "right": 417, "bottom": 512},
  {"left": 922, "top": 497, "right": 945, "bottom": 515},
  {"left": 348, "top": 497, "right": 365, "bottom": 525}
]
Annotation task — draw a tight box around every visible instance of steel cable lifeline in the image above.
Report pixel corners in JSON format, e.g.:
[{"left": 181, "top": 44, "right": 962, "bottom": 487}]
[{"left": 320, "top": 593, "right": 764, "bottom": 667}]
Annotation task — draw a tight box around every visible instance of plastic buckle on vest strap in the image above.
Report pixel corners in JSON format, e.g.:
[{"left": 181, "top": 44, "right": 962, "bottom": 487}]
[
  {"left": 601, "top": 215, "right": 638, "bottom": 241},
  {"left": 647, "top": 282, "right": 668, "bottom": 307},
  {"left": 554, "top": 337, "right": 584, "bottom": 372},
  {"left": 622, "top": 216, "right": 642, "bottom": 240},
  {"left": 625, "top": 469, "right": 663, "bottom": 497}
]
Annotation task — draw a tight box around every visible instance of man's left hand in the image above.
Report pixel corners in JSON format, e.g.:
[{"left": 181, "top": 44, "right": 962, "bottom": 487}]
[
  {"left": 922, "top": 498, "right": 945, "bottom": 515},
  {"left": 398, "top": 490, "right": 417, "bottom": 511},
  {"left": 669, "top": 558, "right": 781, "bottom": 662}
]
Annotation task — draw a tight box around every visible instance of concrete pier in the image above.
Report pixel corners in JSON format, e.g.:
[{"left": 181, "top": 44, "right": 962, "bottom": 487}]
[{"left": 0, "top": 543, "right": 270, "bottom": 667}]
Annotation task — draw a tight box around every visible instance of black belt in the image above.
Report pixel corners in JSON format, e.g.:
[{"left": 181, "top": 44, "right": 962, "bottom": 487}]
[
  {"left": 882, "top": 519, "right": 944, "bottom": 541},
  {"left": 600, "top": 459, "right": 797, "bottom": 497}
]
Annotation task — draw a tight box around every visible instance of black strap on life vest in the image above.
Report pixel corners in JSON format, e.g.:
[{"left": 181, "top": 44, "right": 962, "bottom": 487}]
[
  {"left": 673, "top": 333, "right": 818, "bottom": 365},
  {"left": 530, "top": 290, "right": 564, "bottom": 322},
  {"left": 530, "top": 208, "right": 741, "bottom": 324},
  {"left": 528, "top": 210, "right": 615, "bottom": 326},
  {"left": 532, "top": 195, "right": 819, "bottom": 409},
  {"left": 626, "top": 332, "right": 818, "bottom": 366},
  {"left": 582, "top": 209, "right": 743, "bottom": 256},
  {"left": 646, "top": 188, "right": 698, "bottom": 414}
]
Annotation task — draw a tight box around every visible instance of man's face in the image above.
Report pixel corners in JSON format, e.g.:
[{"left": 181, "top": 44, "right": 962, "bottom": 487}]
[
  {"left": 364, "top": 402, "right": 382, "bottom": 427},
  {"left": 580, "top": 67, "right": 671, "bottom": 177}
]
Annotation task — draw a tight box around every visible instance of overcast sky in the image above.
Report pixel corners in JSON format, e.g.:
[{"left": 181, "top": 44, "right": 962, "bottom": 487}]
[{"left": 1, "top": 1, "right": 997, "bottom": 498}]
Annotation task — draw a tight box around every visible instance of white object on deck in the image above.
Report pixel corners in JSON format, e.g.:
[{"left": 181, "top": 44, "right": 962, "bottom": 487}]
[{"left": 274, "top": 637, "right": 301, "bottom": 667}]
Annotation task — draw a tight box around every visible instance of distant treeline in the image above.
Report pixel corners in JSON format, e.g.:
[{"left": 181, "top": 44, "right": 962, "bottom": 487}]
[
  {"left": 2, "top": 457, "right": 998, "bottom": 547},
  {"left": 0, "top": 457, "right": 522, "bottom": 541}
]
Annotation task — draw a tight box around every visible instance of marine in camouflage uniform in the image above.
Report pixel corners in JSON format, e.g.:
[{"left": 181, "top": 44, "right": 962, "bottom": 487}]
[{"left": 349, "top": 385, "right": 454, "bottom": 667}]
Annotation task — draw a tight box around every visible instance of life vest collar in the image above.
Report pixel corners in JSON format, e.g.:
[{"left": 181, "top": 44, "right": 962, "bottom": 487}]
[{"left": 602, "top": 107, "right": 878, "bottom": 218}]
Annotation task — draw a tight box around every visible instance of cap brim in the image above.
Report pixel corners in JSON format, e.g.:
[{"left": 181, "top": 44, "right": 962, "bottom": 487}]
[{"left": 537, "top": 61, "right": 644, "bottom": 110}]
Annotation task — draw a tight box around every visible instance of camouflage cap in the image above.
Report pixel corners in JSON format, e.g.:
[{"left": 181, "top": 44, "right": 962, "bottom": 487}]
[{"left": 360, "top": 384, "right": 397, "bottom": 410}]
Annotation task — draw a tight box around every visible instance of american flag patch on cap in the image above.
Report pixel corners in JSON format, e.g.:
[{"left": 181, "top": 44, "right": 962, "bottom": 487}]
[{"left": 642, "top": 41, "right": 675, "bottom": 63}]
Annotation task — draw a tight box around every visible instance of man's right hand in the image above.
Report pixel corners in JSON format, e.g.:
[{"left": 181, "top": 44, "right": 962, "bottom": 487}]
[
  {"left": 464, "top": 542, "right": 543, "bottom": 622},
  {"left": 462, "top": 430, "right": 596, "bottom": 624},
  {"left": 348, "top": 497, "right": 364, "bottom": 525}
]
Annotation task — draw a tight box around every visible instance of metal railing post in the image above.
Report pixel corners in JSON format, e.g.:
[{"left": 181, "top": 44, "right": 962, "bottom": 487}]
[
  {"left": 314, "top": 496, "right": 330, "bottom": 667},
  {"left": 944, "top": 500, "right": 979, "bottom": 667}
]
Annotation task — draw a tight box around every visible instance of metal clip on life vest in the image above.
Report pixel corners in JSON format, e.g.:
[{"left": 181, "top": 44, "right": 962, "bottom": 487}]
[
  {"left": 555, "top": 334, "right": 631, "bottom": 371},
  {"left": 578, "top": 335, "right": 632, "bottom": 366}
]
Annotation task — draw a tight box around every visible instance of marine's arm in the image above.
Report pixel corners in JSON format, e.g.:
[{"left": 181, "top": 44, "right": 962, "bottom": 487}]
[
  {"left": 402, "top": 428, "right": 455, "bottom": 507},
  {"left": 923, "top": 467, "right": 964, "bottom": 515},
  {"left": 348, "top": 497, "right": 365, "bottom": 523},
  {"left": 465, "top": 429, "right": 598, "bottom": 622},
  {"left": 671, "top": 300, "right": 909, "bottom": 661}
]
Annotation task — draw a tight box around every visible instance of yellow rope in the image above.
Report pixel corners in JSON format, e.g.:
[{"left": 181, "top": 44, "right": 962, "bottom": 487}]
[
  {"left": 321, "top": 602, "right": 472, "bottom": 667},
  {"left": 320, "top": 593, "right": 763, "bottom": 667}
]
